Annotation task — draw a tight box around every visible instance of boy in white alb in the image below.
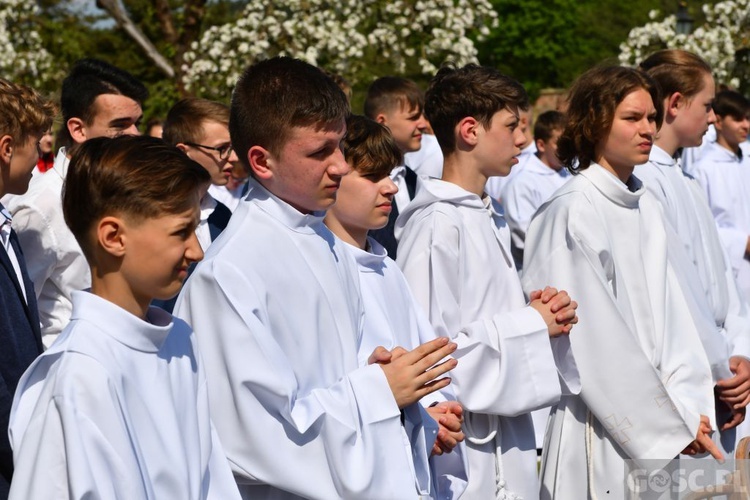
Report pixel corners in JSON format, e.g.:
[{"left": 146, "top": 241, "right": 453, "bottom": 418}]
[
  {"left": 501, "top": 110, "right": 570, "bottom": 271},
  {"left": 174, "top": 57, "right": 459, "bottom": 499},
  {"left": 324, "top": 114, "right": 469, "bottom": 498},
  {"left": 9, "top": 136, "right": 240, "bottom": 499},
  {"left": 396, "top": 64, "right": 580, "bottom": 500},
  {"left": 635, "top": 53, "right": 750, "bottom": 452},
  {"left": 693, "top": 90, "right": 750, "bottom": 304}
]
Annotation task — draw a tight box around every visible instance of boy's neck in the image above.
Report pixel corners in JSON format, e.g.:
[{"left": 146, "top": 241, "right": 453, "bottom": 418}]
[
  {"left": 90, "top": 271, "right": 150, "bottom": 320},
  {"left": 654, "top": 126, "right": 680, "bottom": 158},
  {"left": 716, "top": 134, "right": 741, "bottom": 156},
  {"left": 323, "top": 214, "right": 368, "bottom": 251},
  {"left": 441, "top": 154, "right": 488, "bottom": 198}
]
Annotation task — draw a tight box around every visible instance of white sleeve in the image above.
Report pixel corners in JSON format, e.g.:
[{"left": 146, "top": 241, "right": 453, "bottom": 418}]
[
  {"left": 174, "top": 262, "right": 415, "bottom": 499},
  {"left": 398, "top": 210, "right": 562, "bottom": 416},
  {"left": 10, "top": 376, "right": 146, "bottom": 499}
]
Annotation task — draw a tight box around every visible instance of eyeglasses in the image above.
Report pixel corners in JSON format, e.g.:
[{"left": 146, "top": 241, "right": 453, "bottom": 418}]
[{"left": 185, "top": 142, "right": 233, "bottom": 160}]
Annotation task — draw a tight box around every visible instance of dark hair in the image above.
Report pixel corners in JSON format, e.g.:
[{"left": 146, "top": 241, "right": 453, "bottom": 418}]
[
  {"left": 424, "top": 64, "right": 529, "bottom": 156},
  {"left": 230, "top": 57, "right": 349, "bottom": 167},
  {"left": 343, "top": 115, "right": 402, "bottom": 179},
  {"left": 533, "top": 110, "right": 565, "bottom": 143},
  {"left": 63, "top": 135, "right": 209, "bottom": 259},
  {"left": 712, "top": 90, "right": 750, "bottom": 120},
  {"left": 163, "top": 98, "right": 230, "bottom": 146},
  {"left": 639, "top": 49, "right": 712, "bottom": 106},
  {"left": 363, "top": 77, "right": 423, "bottom": 119},
  {"left": 558, "top": 66, "right": 663, "bottom": 173}
]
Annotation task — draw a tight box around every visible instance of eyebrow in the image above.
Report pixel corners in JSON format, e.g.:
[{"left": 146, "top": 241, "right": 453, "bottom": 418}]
[{"left": 109, "top": 116, "right": 141, "bottom": 128}]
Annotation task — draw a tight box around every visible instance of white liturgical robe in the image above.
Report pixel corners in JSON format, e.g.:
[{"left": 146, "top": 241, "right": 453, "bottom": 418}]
[
  {"left": 396, "top": 177, "right": 578, "bottom": 500},
  {"left": 523, "top": 164, "right": 715, "bottom": 500},
  {"left": 635, "top": 146, "right": 750, "bottom": 380},
  {"left": 692, "top": 142, "right": 750, "bottom": 304},
  {"left": 350, "top": 237, "right": 469, "bottom": 499},
  {"left": 174, "top": 178, "right": 419, "bottom": 499},
  {"left": 500, "top": 154, "right": 570, "bottom": 270},
  {"left": 8, "top": 291, "right": 240, "bottom": 500}
]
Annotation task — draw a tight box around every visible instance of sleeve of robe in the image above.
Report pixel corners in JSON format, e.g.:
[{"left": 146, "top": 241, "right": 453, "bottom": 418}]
[
  {"left": 522, "top": 196, "right": 708, "bottom": 461},
  {"left": 397, "top": 208, "right": 563, "bottom": 417},
  {"left": 693, "top": 164, "right": 749, "bottom": 273},
  {"left": 174, "top": 262, "right": 413, "bottom": 500},
  {"left": 9, "top": 357, "right": 149, "bottom": 500}
]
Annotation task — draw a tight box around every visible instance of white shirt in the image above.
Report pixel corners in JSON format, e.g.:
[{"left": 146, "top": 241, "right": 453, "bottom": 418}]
[
  {"left": 349, "top": 237, "right": 468, "bottom": 499},
  {"left": 196, "top": 194, "right": 218, "bottom": 252},
  {"left": 396, "top": 177, "right": 578, "bottom": 500},
  {"left": 0, "top": 205, "right": 27, "bottom": 303},
  {"left": 8, "top": 291, "right": 240, "bottom": 500},
  {"left": 5, "top": 148, "right": 90, "bottom": 346},
  {"left": 692, "top": 141, "right": 750, "bottom": 304},
  {"left": 174, "top": 178, "right": 420, "bottom": 499},
  {"left": 500, "top": 154, "right": 570, "bottom": 270},
  {"left": 404, "top": 133, "right": 444, "bottom": 179},
  {"left": 485, "top": 141, "right": 537, "bottom": 202},
  {"left": 208, "top": 182, "right": 247, "bottom": 213},
  {"left": 522, "top": 164, "right": 714, "bottom": 500}
]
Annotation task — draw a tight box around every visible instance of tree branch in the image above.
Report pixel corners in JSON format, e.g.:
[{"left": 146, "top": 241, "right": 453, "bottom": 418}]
[{"left": 96, "top": 0, "right": 175, "bottom": 78}]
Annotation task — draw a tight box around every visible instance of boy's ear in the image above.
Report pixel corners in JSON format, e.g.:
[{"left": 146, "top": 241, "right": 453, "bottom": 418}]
[
  {"left": 375, "top": 113, "right": 388, "bottom": 126},
  {"left": 456, "top": 117, "right": 480, "bottom": 147},
  {"left": 67, "top": 117, "right": 87, "bottom": 144},
  {"left": 535, "top": 137, "right": 546, "bottom": 154},
  {"left": 175, "top": 143, "right": 190, "bottom": 155},
  {"left": 247, "top": 145, "right": 273, "bottom": 180},
  {"left": 97, "top": 216, "right": 127, "bottom": 258},
  {"left": 0, "top": 135, "right": 13, "bottom": 166}
]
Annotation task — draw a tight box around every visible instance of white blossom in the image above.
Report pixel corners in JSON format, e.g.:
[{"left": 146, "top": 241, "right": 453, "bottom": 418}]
[
  {"left": 0, "top": 0, "right": 54, "bottom": 88},
  {"left": 182, "top": 0, "right": 498, "bottom": 99},
  {"left": 620, "top": 0, "right": 750, "bottom": 89}
]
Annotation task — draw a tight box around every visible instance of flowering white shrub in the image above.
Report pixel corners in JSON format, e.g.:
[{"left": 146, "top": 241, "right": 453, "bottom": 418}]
[
  {"left": 619, "top": 0, "right": 750, "bottom": 89},
  {"left": 0, "top": 0, "right": 54, "bottom": 88},
  {"left": 182, "top": 0, "right": 498, "bottom": 99}
]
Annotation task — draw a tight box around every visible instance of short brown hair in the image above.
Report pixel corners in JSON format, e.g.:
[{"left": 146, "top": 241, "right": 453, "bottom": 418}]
[
  {"left": 639, "top": 49, "right": 712, "bottom": 109},
  {"left": 230, "top": 57, "right": 349, "bottom": 166},
  {"left": 163, "top": 98, "right": 230, "bottom": 146},
  {"left": 0, "top": 78, "right": 56, "bottom": 145},
  {"left": 363, "top": 77, "right": 423, "bottom": 119},
  {"left": 558, "top": 66, "right": 663, "bottom": 173},
  {"left": 533, "top": 110, "right": 565, "bottom": 143},
  {"left": 424, "top": 64, "right": 529, "bottom": 156},
  {"left": 343, "top": 115, "right": 402, "bottom": 179},
  {"left": 63, "top": 135, "right": 210, "bottom": 259}
]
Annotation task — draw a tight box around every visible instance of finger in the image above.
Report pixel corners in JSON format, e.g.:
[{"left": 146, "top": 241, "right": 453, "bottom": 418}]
[
  {"left": 391, "top": 346, "right": 409, "bottom": 361},
  {"left": 414, "top": 343, "right": 458, "bottom": 373},
  {"left": 415, "top": 377, "right": 452, "bottom": 399},
  {"left": 431, "top": 443, "right": 443, "bottom": 456},
  {"left": 437, "top": 434, "right": 458, "bottom": 452},
  {"left": 716, "top": 374, "right": 749, "bottom": 390},
  {"left": 720, "top": 411, "right": 744, "bottom": 431},
  {"left": 367, "top": 346, "right": 392, "bottom": 365},
  {"left": 528, "top": 289, "right": 542, "bottom": 302},
  {"left": 540, "top": 287, "right": 558, "bottom": 303},
  {"left": 547, "top": 293, "right": 571, "bottom": 313},
  {"left": 439, "top": 416, "right": 463, "bottom": 432},
  {"left": 403, "top": 337, "right": 451, "bottom": 364},
  {"left": 417, "top": 358, "right": 458, "bottom": 386},
  {"left": 555, "top": 308, "right": 577, "bottom": 324},
  {"left": 718, "top": 382, "right": 750, "bottom": 400},
  {"left": 700, "top": 433, "right": 724, "bottom": 462}
]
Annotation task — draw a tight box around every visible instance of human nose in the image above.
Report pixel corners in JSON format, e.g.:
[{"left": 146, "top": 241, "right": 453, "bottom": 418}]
[
  {"left": 329, "top": 148, "right": 351, "bottom": 177},
  {"left": 185, "top": 231, "right": 204, "bottom": 263},
  {"left": 707, "top": 108, "right": 717, "bottom": 125},
  {"left": 416, "top": 114, "right": 428, "bottom": 131},
  {"left": 227, "top": 147, "right": 239, "bottom": 163},
  {"left": 381, "top": 176, "right": 398, "bottom": 196},
  {"left": 125, "top": 123, "right": 141, "bottom": 136},
  {"left": 514, "top": 127, "right": 526, "bottom": 148}
]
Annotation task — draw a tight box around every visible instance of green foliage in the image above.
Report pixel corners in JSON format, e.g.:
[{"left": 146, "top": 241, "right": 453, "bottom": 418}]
[{"left": 477, "top": 0, "right": 701, "bottom": 99}]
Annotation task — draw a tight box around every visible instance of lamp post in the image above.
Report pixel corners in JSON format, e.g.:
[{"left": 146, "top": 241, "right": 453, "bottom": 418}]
[{"left": 676, "top": 2, "right": 694, "bottom": 35}]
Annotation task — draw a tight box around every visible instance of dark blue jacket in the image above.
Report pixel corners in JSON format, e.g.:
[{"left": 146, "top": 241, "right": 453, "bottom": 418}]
[{"left": 0, "top": 229, "right": 43, "bottom": 498}]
